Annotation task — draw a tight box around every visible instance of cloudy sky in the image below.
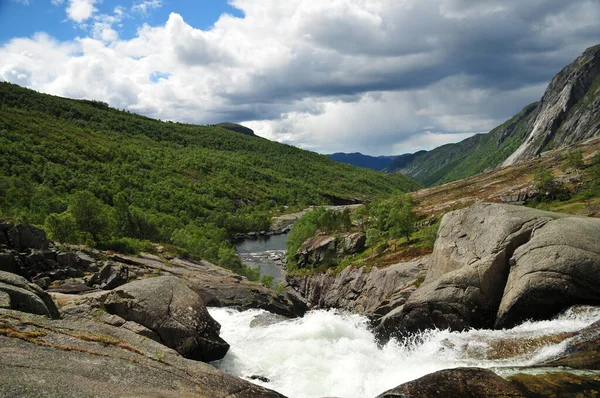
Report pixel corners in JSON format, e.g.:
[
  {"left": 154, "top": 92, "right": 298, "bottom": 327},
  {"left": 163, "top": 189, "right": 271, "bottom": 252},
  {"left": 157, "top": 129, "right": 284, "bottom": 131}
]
[{"left": 1, "top": 0, "right": 600, "bottom": 155}]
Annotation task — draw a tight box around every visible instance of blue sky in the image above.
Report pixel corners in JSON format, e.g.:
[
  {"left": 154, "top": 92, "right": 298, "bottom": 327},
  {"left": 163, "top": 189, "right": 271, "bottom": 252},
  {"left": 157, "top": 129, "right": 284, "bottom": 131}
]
[
  {"left": 1, "top": 1, "right": 599, "bottom": 155},
  {"left": 0, "top": 0, "right": 242, "bottom": 44}
]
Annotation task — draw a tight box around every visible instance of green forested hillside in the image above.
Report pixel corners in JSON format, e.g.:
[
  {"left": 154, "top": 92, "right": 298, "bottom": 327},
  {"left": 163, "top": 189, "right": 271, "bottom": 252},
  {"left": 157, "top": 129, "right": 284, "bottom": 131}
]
[
  {"left": 0, "top": 82, "right": 419, "bottom": 276},
  {"left": 386, "top": 103, "right": 538, "bottom": 186}
]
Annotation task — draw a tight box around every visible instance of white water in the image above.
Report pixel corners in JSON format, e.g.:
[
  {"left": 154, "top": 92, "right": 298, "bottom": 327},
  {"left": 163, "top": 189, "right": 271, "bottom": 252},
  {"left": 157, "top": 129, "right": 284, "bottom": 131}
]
[{"left": 209, "top": 306, "right": 600, "bottom": 398}]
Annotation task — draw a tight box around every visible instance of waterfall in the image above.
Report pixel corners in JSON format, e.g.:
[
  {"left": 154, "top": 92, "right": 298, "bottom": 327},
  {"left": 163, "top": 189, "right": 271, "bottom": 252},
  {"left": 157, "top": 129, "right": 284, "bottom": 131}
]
[{"left": 209, "top": 306, "right": 600, "bottom": 398}]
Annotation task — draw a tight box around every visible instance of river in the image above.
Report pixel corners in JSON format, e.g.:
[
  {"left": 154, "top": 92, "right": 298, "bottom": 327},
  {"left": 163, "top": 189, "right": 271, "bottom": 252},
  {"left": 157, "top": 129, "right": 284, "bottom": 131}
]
[
  {"left": 209, "top": 306, "right": 600, "bottom": 398},
  {"left": 235, "top": 233, "right": 288, "bottom": 284}
]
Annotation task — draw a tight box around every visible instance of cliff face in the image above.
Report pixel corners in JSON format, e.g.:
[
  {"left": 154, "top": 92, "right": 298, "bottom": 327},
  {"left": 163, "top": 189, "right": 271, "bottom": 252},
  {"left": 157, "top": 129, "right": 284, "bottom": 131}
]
[{"left": 503, "top": 44, "right": 600, "bottom": 166}]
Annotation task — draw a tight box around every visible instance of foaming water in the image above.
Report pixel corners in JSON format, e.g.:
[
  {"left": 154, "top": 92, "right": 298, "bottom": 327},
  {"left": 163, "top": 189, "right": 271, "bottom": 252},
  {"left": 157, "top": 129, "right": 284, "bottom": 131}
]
[{"left": 209, "top": 306, "right": 600, "bottom": 398}]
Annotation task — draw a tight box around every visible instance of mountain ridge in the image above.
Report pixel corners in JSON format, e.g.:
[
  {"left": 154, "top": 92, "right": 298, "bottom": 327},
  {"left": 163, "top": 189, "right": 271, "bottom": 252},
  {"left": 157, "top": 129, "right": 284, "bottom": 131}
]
[{"left": 382, "top": 44, "right": 600, "bottom": 186}]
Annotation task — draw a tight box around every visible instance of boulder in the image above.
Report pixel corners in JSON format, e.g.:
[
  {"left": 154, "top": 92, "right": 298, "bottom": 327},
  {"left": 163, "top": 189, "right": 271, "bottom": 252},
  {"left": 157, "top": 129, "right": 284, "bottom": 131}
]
[
  {"left": 86, "top": 262, "right": 129, "bottom": 290},
  {"left": 396, "top": 203, "right": 564, "bottom": 334},
  {"left": 102, "top": 276, "right": 230, "bottom": 362},
  {"left": 495, "top": 216, "right": 600, "bottom": 329},
  {"left": 508, "top": 372, "right": 600, "bottom": 397},
  {"left": 376, "top": 367, "right": 526, "bottom": 398},
  {"left": 7, "top": 224, "right": 49, "bottom": 251},
  {"left": 0, "top": 308, "right": 285, "bottom": 398},
  {"left": 0, "top": 270, "right": 59, "bottom": 318}
]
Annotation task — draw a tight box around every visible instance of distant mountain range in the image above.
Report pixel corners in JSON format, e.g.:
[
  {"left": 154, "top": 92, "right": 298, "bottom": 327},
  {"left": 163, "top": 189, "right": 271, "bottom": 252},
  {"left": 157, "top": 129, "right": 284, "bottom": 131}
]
[{"left": 329, "top": 44, "right": 600, "bottom": 187}]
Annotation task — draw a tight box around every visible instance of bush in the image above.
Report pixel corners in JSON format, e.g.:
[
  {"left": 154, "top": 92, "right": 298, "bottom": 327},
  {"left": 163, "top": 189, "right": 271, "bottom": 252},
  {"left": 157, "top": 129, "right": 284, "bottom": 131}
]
[
  {"left": 45, "top": 211, "right": 80, "bottom": 243},
  {"left": 98, "top": 237, "right": 154, "bottom": 255}
]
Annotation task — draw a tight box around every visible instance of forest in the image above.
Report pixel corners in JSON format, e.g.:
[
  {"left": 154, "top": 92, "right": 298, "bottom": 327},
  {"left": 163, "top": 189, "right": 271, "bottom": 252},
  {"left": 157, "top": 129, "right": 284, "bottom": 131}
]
[{"left": 0, "top": 82, "right": 420, "bottom": 279}]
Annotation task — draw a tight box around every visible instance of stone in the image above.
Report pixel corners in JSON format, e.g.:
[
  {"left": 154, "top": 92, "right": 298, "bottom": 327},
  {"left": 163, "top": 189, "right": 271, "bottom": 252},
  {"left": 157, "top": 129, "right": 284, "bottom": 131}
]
[
  {"left": 394, "top": 203, "right": 566, "bottom": 335},
  {"left": 294, "top": 232, "right": 366, "bottom": 268},
  {"left": 56, "top": 252, "right": 78, "bottom": 268},
  {"left": 544, "top": 318, "right": 600, "bottom": 369},
  {"left": 0, "top": 270, "right": 59, "bottom": 318},
  {"left": 0, "top": 290, "right": 11, "bottom": 308},
  {"left": 8, "top": 224, "right": 49, "bottom": 251},
  {"left": 102, "top": 276, "right": 230, "bottom": 362},
  {"left": 0, "top": 253, "right": 19, "bottom": 274},
  {"left": 31, "top": 276, "right": 52, "bottom": 290},
  {"left": 86, "top": 262, "right": 128, "bottom": 290},
  {"left": 0, "top": 309, "right": 285, "bottom": 398},
  {"left": 508, "top": 372, "right": 600, "bottom": 397},
  {"left": 495, "top": 216, "right": 600, "bottom": 329},
  {"left": 376, "top": 367, "right": 526, "bottom": 398}
]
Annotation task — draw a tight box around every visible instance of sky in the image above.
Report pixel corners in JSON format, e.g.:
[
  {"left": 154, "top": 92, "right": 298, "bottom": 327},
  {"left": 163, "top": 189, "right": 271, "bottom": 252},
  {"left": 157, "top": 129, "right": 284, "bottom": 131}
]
[{"left": 1, "top": 1, "right": 600, "bottom": 156}]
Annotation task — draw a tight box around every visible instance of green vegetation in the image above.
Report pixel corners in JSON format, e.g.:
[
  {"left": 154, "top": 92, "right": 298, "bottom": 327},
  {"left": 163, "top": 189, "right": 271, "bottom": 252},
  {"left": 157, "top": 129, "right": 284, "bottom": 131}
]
[
  {"left": 285, "top": 207, "right": 352, "bottom": 264},
  {"left": 388, "top": 102, "right": 538, "bottom": 186},
  {"left": 0, "top": 82, "right": 418, "bottom": 279},
  {"left": 286, "top": 194, "right": 433, "bottom": 273}
]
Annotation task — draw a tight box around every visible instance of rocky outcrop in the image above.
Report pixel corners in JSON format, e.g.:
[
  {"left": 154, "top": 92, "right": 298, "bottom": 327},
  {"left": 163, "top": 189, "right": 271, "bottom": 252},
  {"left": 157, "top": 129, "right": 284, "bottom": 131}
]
[
  {"left": 287, "top": 256, "right": 428, "bottom": 324},
  {"left": 544, "top": 318, "right": 600, "bottom": 369},
  {"left": 496, "top": 216, "right": 600, "bottom": 329},
  {"left": 0, "top": 270, "right": 59, "bottom": 318},
  {"left": 503, "top": 44, "right": 600, "bottom": 166},
  {"left": 0, "top": 308, "right": 285, "bottom": 398},
  {"left": 102, "top": 276, "right": 229, "bottom": 362},
  {"left": 294, "top": 232, "right": 366, "bottom": 268},
  {"left": 508, "top": 372, "right": 600, "bottom": 398},
  {"left": 377, "top": 368, "right": 526, "bottom": 398},
  {"left": 387, "top": 203, "right": 600, "bottom": 338}
]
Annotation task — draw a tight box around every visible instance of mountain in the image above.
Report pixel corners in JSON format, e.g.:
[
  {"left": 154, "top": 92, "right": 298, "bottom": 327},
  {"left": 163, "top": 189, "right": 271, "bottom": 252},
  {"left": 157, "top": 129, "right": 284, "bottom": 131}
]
[
  {"left": 0, "top": 82, "right": 419, "bottom": 269},
  {"left": 326, "top": 152, "right": 399, "bottom": 170},
  {"left": 387, "top": 44, "right": 600, "bottom": 186},
  {"left": 214, "top": 122, "right": 256, "bottom": 136}
]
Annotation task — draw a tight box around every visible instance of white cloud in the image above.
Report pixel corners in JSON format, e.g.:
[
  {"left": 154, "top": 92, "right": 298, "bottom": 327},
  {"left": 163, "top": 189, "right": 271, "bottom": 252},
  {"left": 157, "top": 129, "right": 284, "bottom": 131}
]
[
  {"left": 132, "top": 0, "right": 163, "bottom": 14},
  {"left": 66, "top": 0, "right": 98, "bottom": 23},
  {"left": 1, "top": 0, "right": 599, "bottom": 155},
  {"left": 51, "top": 0, "right": 64, "bottom": 6}
]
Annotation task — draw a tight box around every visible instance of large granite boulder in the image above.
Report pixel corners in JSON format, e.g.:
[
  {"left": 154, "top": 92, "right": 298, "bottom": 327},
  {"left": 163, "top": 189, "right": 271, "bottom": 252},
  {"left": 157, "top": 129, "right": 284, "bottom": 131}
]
[
  {"left": 495, "top": 216, "right": 600, "bottom": 328},
  {"left": 376, "top": 368, "right": 526, "bottom": 398},
  {"left": 397, "top": 203, "right": 565, "bottom": 334},
  {"left": 0, "top": 309, "right": 284, "bottom": 398},
  {"left": 0, "top": 270, "right": 59, "bottom": 318},
  {"left": 102, "top": 276, "right": 229, "bottom": 362}
]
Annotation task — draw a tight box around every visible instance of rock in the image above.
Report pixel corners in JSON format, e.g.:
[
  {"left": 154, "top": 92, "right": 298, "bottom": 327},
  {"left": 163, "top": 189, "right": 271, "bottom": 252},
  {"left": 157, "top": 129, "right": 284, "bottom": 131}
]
[
  {"left": 5, "top": 224, "right": 49, "bottom": 251},
  {"left": 336, "top": 232, "right": 366, "bottom": 255},
  {"left": 86, "top": 262, "right": 128, "bottom": 290},
  {"left": 495, "top": 216, "right": 600, "bottom": 329},
  {"left": 0, "top": 308, "right": 285, "bottom": 398},
  {"left": 0, "top": 253, "right": 19, "bottom": 274},
  {"left": 56, "top": 252, "right": 78, "bottom": 268},
  {"left": 47, "top": 282, "right": 95, "bottom": 294},
  {"left": 0, "top": 291, "right": 10, "bottom": 308},
  {"left": 31, "top": 276, "right": 52, "bottom": 290},
  {"left": 102, "top": 276, "right": 230, "bottom": 362},
  {"left": 394, "top": 203, "right": 566, "bottom": 335},
  {"left": 502, "top": 44, "right": 600, "bottom": 166},
  {"left": 376, "top": 367, "right": 526, "bottom": 398},
  {"left": 508, "top": 372, "right": 600, "bottom": 397},
  {"left": 287, "top": 256, "right": 427, "bottom": 322},
  {"left": 295, "top": 232, "right": 366, "bottom": 268},
  {"left": 544, "top": 318, "right": 600, "bottom": 369},
  {"left": 0, "top": 270, "right": 59, "bottom": 318}
]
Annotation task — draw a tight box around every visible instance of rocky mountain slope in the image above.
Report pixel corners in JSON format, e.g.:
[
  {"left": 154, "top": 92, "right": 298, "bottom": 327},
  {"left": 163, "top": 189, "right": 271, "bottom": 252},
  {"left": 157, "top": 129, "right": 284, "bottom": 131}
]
[{"left": 386, "top": 44, "right": 600, "bottom": 186}]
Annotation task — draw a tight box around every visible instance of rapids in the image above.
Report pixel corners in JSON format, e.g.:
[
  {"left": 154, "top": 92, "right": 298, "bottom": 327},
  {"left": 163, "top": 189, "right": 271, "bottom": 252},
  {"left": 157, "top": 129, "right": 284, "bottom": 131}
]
[{"left": 209, "top": 306, "right": 600, "bottom": 398}]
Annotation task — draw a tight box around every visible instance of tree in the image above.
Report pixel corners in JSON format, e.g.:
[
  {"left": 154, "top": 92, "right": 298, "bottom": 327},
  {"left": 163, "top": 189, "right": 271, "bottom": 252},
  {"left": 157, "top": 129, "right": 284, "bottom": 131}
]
[
  {"left": 69, "top": 190, "right": 110, "bottom": 241},
  {"left": 366, "top": 228, "right": 384, "bottom": 255},
  {"left": 44, "top": 211, "right": 78, "bottom": 243},
  {"left": 386, "top": 203, "right": 417, "bottom": 246}
]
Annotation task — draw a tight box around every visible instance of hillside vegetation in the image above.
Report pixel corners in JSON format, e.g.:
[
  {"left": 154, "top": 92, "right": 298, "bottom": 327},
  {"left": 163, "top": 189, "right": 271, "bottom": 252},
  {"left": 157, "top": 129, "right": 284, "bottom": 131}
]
[{"left": 0, "top": 82, "right": 419, "bottom": 277}]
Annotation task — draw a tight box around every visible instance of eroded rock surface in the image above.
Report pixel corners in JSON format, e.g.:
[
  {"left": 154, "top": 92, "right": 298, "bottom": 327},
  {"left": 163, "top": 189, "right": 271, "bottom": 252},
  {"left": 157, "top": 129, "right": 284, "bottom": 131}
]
[
  {"left": 376, "top": 367, "right": 526, "bottom": 398},
  {"left": 0, "top": 309, "right": 285, "bottom": 398},
  {"left": 387, "top": 203, "right": 600, "bottom": 338},
  {"left": 0, "top": 270, "right": 59, "bottom": 318},
  {"left": 102, "top": 276, "right": 230, "bottom": 362}
]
